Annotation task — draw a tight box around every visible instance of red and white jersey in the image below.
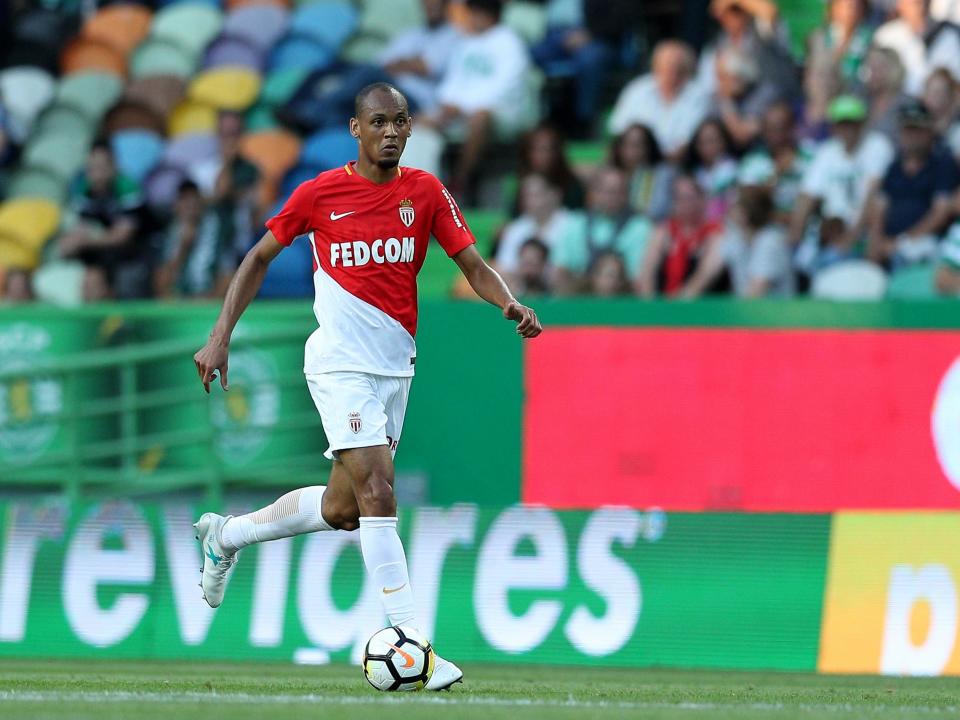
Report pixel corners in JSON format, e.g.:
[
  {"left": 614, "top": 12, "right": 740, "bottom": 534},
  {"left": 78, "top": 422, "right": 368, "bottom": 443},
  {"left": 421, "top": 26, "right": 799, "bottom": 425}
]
[{"left": 266, "top": 162, "right": 475, "bottom": 376}]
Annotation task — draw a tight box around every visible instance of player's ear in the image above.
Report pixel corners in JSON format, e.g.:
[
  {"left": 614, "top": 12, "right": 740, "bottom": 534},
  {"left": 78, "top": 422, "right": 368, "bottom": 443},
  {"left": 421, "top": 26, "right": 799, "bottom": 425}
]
[{"left": 349, "top": 117, "right": 360, "bottom": 139}]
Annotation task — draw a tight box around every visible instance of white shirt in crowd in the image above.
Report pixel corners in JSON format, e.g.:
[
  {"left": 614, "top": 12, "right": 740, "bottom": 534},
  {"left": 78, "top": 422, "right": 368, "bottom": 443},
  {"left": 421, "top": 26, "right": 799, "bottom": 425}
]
[
  {"left": 723, "top": 223, "right": 795, "bottom": 298},
  {"left": 494, "top": 209, "right": 571, "bottom": 273},
  {"left": 800, "top": 131, "right": 895, "bottom": 225},
  {"left": 873, "top": 18, "right": 960, "bottom": 96},
  {"left": 380, "top": 22, "right": 462, "bottom": 113},
  {"left": 436, "top": 24, "right": 530, "bottom": 116},
  {"left": 607, "top": 75, "right": 711, "bottom": 155}
]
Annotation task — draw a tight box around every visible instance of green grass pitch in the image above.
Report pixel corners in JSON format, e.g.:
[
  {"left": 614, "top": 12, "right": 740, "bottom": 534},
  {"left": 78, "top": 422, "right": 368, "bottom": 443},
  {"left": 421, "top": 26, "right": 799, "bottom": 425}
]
[{"left": 1, "top": 659, "right": 958, "bottom": 720}]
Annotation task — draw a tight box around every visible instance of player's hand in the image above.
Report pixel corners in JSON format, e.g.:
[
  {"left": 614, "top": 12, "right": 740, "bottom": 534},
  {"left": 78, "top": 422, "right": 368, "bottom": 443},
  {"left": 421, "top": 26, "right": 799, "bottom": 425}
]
[
  {"left": 503, "top": 301, "right": 542, "bottom": 339},
  {"left": 193, "top": 338, "right": 229, "bottom": 394}
]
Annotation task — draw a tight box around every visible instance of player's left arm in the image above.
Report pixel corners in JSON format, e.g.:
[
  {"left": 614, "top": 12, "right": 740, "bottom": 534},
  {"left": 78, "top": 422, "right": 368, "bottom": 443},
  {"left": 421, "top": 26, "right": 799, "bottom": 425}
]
[{"left": 452, "top": 245, "right": 542, "bottom": 338}]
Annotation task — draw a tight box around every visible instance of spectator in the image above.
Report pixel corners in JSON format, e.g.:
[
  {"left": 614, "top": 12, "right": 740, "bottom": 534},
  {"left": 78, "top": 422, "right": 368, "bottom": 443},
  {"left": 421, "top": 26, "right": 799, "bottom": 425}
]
[
  {"left": 588, "top": 251, "right": 631, "bottom": 297},
  {"left": 684, "top": 118, "right": 739, "bottom": 223},
  {"left": 935, "top": 220, "right": 960, "bottom": 294},
  {"left": 552, "top": 165, "right": 651, "bottom": 293},
  {"left": 923, "top": 68, "right": 960, "bottom": 157},
  {"left": 873, "top": 0, "right": 960, "bottom": 97},
  {"left": 804, "top": 0, "right": 874, "bottom": 127},
  {"left": 0, "top": 94, "right": 13, "bottom": 169},
  {"left": 58, "top": 140, "right": 146, "bottom": 301},
  {"left": 154, "top": 181, "right": 242, "bottom": 298},
  {"left": 432, "top": 0, "right": 535, "bottom": 195},
  {"left": 739, "top": 102, "right": 813, "bottom": 224},
  {"left": 212, "top": 111, "right": 260, "bottom": 261},
  {"left": 2, "top": 269, "right": 33, "bottom": 303},
  {"left": 713, "top": 43, "right": 783, "bottom": 150},
  {"left": 789, "top": 95, "right": 894, "bottom": 257},
  {"left": 508, "top": 238, "right": 552, "bottom": 296},
  {"left": 609, "top": 123, "right": 674, "bottom": 222},
  {"left": 531, "top": 0, "right": 642, "bottom": 133},
  {"left": 513, "top": 124, "right": 585, "bottom": 214},
  {"left": 866, "top": 99, "right": 958, "bottom": 266},
  {"left": 722, "top": 176, "right": 796, "bottom": 297},
  {"left": 698, "top": 0, "right": 799, "bottom": 100},
  {"left": 608, "top": 40, "right": 710, "bottom": 158},
  {"left": 636, "top": 174, "right": 725, "bottom": 298},
  {"left": 495, "top": 173, "right": 570, "bottom": 275},
  {"left": 861, "top": 46, "right": 910, "bottom": 142}
]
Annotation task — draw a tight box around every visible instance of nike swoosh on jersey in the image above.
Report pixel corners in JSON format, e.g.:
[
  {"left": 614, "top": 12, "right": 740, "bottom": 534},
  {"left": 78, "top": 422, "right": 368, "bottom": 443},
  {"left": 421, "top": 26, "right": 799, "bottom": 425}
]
[{"left": 330, "top": 210, "right": 356, "bottom": 221}]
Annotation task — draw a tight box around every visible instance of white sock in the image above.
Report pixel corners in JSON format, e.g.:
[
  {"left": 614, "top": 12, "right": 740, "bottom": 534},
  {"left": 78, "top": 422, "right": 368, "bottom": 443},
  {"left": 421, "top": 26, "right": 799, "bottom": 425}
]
[
  {"left": 219, "top": 486, "right": 333, "bottom": 553},
  {"left": 359, "top": 516, "right": 416, "bottom": 627}
]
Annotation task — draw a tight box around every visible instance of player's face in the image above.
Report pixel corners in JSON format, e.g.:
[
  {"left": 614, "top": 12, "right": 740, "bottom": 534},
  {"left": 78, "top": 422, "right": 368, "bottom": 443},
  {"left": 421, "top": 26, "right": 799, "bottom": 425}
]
[{"left": 352, "top": 91, "right": 412, "bottom": 170}]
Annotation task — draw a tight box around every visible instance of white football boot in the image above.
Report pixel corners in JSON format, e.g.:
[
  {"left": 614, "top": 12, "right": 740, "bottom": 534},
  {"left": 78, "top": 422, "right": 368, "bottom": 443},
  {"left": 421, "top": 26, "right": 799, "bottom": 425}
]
[
  {"left": 194, "top": 512, "right": 239, "bottom": 608},
  {"left": 425, "top": 655, "right": 463, "bottom": 691}
]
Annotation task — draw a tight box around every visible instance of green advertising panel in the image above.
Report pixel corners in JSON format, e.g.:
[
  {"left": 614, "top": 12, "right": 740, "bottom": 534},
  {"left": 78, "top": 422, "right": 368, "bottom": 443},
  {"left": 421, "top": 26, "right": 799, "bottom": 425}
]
[{"left": 0, "top": 499, "right": 829, "bottom": 671}]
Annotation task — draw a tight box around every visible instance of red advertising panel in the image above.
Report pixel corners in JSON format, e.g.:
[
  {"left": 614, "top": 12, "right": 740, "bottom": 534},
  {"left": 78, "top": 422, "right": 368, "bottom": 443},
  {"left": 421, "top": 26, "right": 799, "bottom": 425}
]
[{"left": 523, "top": 328, "right": 960, "bottom": 511}]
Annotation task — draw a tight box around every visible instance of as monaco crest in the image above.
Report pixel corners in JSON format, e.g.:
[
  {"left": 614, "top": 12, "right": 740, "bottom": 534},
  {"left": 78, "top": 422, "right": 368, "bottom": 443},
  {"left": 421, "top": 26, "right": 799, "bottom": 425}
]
[
  {"left": 348, "top": 411, "right": 362, "bottom": 434},
  {"left": 399, "top": 198, "right": 415, "bottom": 228}
]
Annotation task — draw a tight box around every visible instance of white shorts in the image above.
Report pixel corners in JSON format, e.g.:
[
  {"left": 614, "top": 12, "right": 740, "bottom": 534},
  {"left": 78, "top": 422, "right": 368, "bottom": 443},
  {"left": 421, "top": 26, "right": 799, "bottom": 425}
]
[{"left": 305, "top": 371, "right": 412, "bottom": 461}]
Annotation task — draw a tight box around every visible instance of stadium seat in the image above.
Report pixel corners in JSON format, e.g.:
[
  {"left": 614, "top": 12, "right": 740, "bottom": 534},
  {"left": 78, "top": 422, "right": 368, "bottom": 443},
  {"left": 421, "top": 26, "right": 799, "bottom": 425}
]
[
  {"left": 56, "top": 72, "right": 125, "bottom": 121},
  {"left": 340, "top": 33, "right": 389, "bottom": 64},
  {"left": 886, "top": 264, "right": 937, "bottom": 299},
  {"left": 33, "top": 104, "right": 96, "bottom": 144},
  {"left": 280, "top": 162, "right": 323, "bottom": 198},
  {"left": 223, "top": 4, "right": 290, "bottom": 51},
  {"left": 258, "top": 234, "right": 315, "bottom": 298},
  {"left": 300, "top": 128, "right": 357, "bottom": 170},
  {"left": 261, "top": 67, "right": 309, "bottom": 107},
  {"left": 240, "top": 129, "right": 302, "bottom": 180},
  {"left": 130, "top": 39, "right": 197, "bottom": 80},
  {"left": 202, "top": 35, "right": 266, "bottom": 73},
  {"left": 290, "top": 2, "right": 359, "bottom": 51},
  {"left": 82, "top": 5, "right": 153, "bottom": 58},
  {"left": 0, "top": 198, "right": 61, "bottom": 270},
  {"left": 61, "top": 38, "right": 127, "bottom": 77},
  {"left": 102, "top": 100, "right": 167, "bottom": 136},
  {"left": 111, "top": 130, "right": 166, "bottom": 184},
  {"left": 144, "top": 163, "right": 188, "bottom": 209},
  {"left": 167, "top": 100, "right": 218, "bottom": 137},
  {"left": 163, "top": 132, "right": 221, "bottom": 175},
  {"left": 0, "top": 67, "right": 55, "bottom": 143},
  {"left": 227, "top": 0, "right": 291, "bottom": 9},
  {"left": 5, "top": 168, "right": 67, "bottom": 204},
  {"left": 151, "top": 3, "right": 224, "bottom": 58},
  {"left": 269, "top": 35, "right": 337, "bottom": 73},
  {"left": 31, "top": 261, "right": 87, "bottom": 307},
  {"left": 811, "top": 261, "right": 889, "bottom": 300},
  {"left": 124, "top": 76, "right": 187, "bottom": 120},
  {"left": 22, "top": 134, "right": 90, "bottom": 182},
  {"left": 245, "top": 103, "right": 281, "bottom": 131},
  {"left": 503, "top": 1, "right": 547, "bottom": 44},
  {"left": 189, "top": 67, "right": 262, "bottom": 112},
  {"left": 358, "top": 0, "right": 422, "bottom": 40}
]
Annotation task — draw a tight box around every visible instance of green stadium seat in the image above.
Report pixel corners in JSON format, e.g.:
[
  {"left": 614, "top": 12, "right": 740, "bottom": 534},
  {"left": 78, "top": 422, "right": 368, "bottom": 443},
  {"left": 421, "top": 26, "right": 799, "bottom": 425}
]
[
  {"left": 357, "top": 0, "right": 422, "bottom": 40},
  {"left": 33, "top": 104, "right": 96, "bottom": 144},
  {"left": 886, "top": 263, "right": 937, "bottom": 300},
  {"left": 151, "top": 3, "right": 224, "bottom": 58},
  {"left": 22, "top": 133, "right": 90, "bottom": 182},
  {"left": 503, "top": 1, "right": 547, "bottom": 44},
  {"left": 5, "top": 167, "right": 67, "bottom": 204},
  {"left": 245, "top": 103, "right": 280, "bottom": 131},
  {"left": 261, "top": 67, "right": 308, "bottom": 107},
  {"left": 189, "top": 67, "right": 262, "bottom": 112},
  {"left": 130, "top": 39, "right": 197, "bottom": 80},
  {"left": 340, "top": 33, "right": 387, "bottom": 64},
  {"left": 56, "top": 71, "right": 124, "bottom": 121},
  {"left": 566, "top": 140, "right": 607, "bottom": 167}
]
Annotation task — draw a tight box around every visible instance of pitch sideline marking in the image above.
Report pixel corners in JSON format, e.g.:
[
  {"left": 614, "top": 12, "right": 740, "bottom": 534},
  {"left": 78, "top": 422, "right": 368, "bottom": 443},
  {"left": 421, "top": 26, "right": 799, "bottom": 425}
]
[{"left": 0, "top": 690, "right": 956, "bottom": 715}]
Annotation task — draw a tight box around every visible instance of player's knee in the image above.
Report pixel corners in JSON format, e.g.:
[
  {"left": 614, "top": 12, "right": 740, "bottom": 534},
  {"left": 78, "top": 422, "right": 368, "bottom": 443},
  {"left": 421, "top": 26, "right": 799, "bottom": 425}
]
[
  {"left": 324, "top": 504, "right": 360, "bottom": 531},
  {"left": 356, "top": 474, "right": 396, "bottom": 516}
]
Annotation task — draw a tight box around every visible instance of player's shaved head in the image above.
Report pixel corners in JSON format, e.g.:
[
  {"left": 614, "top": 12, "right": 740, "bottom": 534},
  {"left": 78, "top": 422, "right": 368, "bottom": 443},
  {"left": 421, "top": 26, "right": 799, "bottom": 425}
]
[{"left": 355, "top": 82, "right": 409, "bottom": 118}]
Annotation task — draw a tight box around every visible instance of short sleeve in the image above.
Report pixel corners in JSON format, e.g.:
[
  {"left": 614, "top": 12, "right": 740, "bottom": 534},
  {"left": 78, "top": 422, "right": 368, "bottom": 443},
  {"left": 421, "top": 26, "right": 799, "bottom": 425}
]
[
  {"left": 265, "top": 180, "right": 316, "bottom": 247},
  {"left": 430, "top": 178, "right": 475, "bottom": 257},
  {"left": 748, "top": 229, "right": 789, "bottom": 281}
]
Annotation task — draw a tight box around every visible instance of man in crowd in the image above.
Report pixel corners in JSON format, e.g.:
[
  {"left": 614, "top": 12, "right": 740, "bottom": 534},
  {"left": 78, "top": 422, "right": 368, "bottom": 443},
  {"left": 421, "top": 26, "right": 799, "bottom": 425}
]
[
  {"left": 713, "top": 44, "right": 783, "bottom": 150},
  {"left": 874, "top": 0, "right": 960, "bottom": 96}
]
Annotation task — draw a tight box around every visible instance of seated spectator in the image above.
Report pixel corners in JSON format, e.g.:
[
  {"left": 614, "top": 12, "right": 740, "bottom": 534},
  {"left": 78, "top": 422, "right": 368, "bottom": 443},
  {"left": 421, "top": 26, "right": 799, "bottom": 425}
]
[
  {"left": 713, "top": 44, "right": 783, "bottom": 150},
  {"left": 154, "top": 180, "right": 242, "bottom": 298},
  {"left": 722, "top": 177, "right": 795, "bottom": 297},
  {"left": 873, "top": 0, "right": 960, "bottom": 97},
  {"left": 212, "top": 111, "right": 261, "bottom": 257},
  {"left": 608, "top": 40, "right": 710, "bottom": 159},
  {"left": 804, "top": 0, "right": 874, "bottom": 127},
  {"left": 866, "top": 100, "right": 958, "bottom": 267},
  {"left": 508, "top": 238, "right": 552, "bottom": 296},
  {"left": 698, "top": 0, "right": 799, "bottom": 100},
  {"left": 513, "top": 124, "right": 585, "bottom": 214},
  {"left": 636, "top": 174, "right": 725, "bottom": 298},
  {"left": 739, "top": 102, "right": 813, "bottom": 224},
  {"left": 609, "top": 123, "right": 674, "bottom": 222},
  {"left": 531, "top": 0, "right": 642, "bottom": 134},
  {"left": 2, "top": 269, "right": 33, "bottom": 303},
  {"left": 431, "top": 0, "right": 536, "bottom": 195},
  {"left": 495, "top": 173, "right": 570, "bottom": 275},
  {"left": 789, "top": 96, "right": 894, "bottom": 259},
  {"left": 935, "top": 220, "right": 960, "bottom": 294},
  {"left": 588, "top": 251, "right": 631, "bottom": 297},
  {"left": 684, "top": 118, "right": 739, "bottom": 223},
  {"left": 58, "top": 140, "right": 146, "bottom": 301},
  {"left": 552, "top": 165, "right": 651, "bottom": 294},
  {"left": 861, "top": 46, "right": 911, "bottom": 143},
  {"left": 923, "top": 68, "right": 960, "bottom": 158}
]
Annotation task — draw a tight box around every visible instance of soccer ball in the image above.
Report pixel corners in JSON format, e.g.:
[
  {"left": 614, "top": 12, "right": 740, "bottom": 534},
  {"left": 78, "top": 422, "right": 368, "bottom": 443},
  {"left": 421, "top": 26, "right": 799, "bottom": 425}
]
[{"left": 362, "top": 625, "right": 435, "bottom": 692}]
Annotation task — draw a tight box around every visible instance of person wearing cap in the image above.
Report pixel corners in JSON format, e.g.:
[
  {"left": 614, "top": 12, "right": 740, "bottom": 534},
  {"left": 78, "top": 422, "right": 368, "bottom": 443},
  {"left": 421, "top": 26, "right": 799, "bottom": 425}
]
[
  {"left": 788, "top": 95, "right": 894, "bottom": 254},
  {"left": 874, "top": 0, "right": 960, "bottom": 97},
  {"left": 866, "top": 98, "right": 959, "bottom": 267}
]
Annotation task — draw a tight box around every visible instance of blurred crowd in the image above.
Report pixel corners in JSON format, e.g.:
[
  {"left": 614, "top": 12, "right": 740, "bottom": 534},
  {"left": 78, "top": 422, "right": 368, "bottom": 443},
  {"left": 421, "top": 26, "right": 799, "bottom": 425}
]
[{"left": 3, "top": 0, "right": 960, "bottom": 303}]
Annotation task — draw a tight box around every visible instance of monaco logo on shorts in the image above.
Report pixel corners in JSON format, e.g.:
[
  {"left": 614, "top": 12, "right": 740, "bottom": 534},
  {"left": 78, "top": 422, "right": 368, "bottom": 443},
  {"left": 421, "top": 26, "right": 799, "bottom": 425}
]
[
  {"left": 399, "top": 198, "right": 415, "bottom": 228},
  {"left": 348, "top": 411, "right": 362, "bottom": 434},
  {"left": 330, "top": 237, "right": 415, "bottom": 267}
]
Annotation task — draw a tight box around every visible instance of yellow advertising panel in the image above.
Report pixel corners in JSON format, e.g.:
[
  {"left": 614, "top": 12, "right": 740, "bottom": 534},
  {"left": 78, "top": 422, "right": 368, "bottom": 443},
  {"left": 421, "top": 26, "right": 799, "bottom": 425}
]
[{"left": 819, "top": 513, "right": 960, "bottom": 675}]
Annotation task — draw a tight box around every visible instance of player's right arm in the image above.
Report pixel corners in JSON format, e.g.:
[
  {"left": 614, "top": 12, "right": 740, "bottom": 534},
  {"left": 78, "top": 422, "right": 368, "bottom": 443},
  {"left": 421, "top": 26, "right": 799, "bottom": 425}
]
[{"left": 193, "top": 231, "right": 284, "bottom": 393}]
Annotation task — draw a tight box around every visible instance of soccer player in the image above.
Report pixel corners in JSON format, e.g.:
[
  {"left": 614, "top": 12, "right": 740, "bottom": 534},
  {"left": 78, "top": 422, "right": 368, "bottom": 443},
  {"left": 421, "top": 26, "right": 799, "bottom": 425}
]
[{"left": 191, "top": 82, "right": 541, "bottom": 690}]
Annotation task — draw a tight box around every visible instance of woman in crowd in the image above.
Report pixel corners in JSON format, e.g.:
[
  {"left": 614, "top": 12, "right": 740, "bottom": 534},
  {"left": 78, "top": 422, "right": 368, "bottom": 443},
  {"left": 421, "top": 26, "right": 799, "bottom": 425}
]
[
  {"left": 635, "top": 174, "right": 725, "bottom": 298},
  {"left": 494, "top": 173, "right": 570, "bottom": 274},
  {"left": 861, "top": 46, "right": 909, "bottom": 142},
  {"left": 684, "top": 118, "right": 739, "bottom": 223},
  {"left": 512, "top": 123, "right": 585, "bottom": 214},
  {"left": 588, "top": 251, "right": 631, "bottom": 297},
  {"left": 609, "top": 123, "right": 675, "bottom": 222},
  {"left": 923, "top": 68, "right": 960, "bottom": 159}
]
